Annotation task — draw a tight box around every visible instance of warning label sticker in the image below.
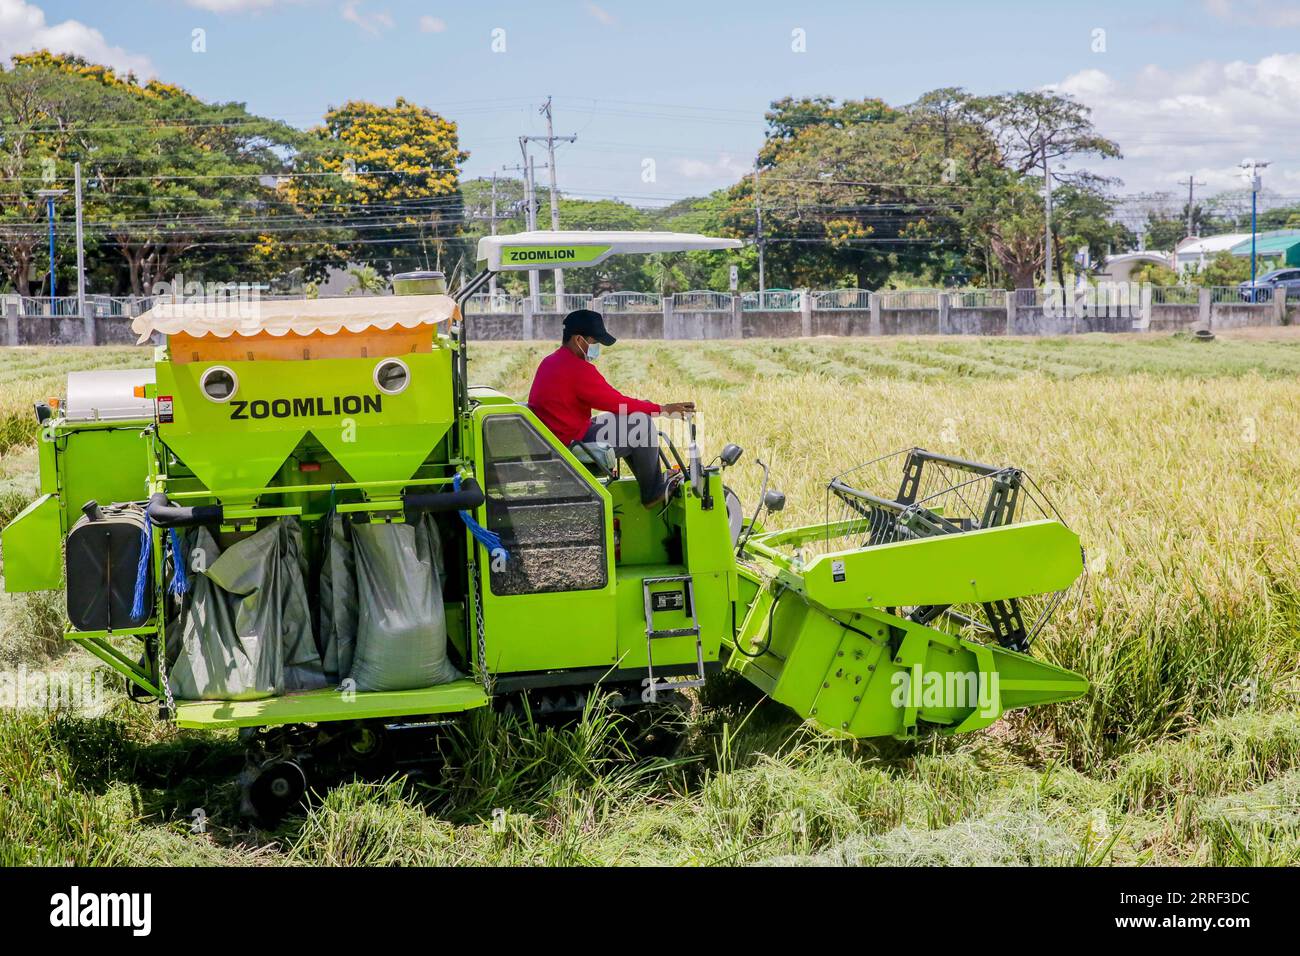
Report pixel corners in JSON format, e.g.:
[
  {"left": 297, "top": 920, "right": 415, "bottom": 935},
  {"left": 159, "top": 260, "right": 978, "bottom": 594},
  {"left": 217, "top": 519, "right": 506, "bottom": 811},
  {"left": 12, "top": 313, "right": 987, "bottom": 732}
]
[
  {"left": 156, "top": 395, "right": 174, "bottom": 424},
  {"left": 831, "top": 559, "right": 846, "bottom": 583}
]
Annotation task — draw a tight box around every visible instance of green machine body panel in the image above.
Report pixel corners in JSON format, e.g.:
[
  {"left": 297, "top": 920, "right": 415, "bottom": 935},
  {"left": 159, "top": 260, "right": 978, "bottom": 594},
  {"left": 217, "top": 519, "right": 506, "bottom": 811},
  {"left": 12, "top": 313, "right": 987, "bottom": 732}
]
[
  {"left": 3, "top": 416, "right": 154, "bottom": 594},
  {"left": 796, "top": 520, "right": 1082, "bottom": 609},
  {"left": 467, "top": 402, "right": 728, "bottom": 677},
  {"left": 1, "top": 494, "right": 63, "bottom": 591},
  {"left": 54, "top": 422, "right": 155, "bottom": 520},
  {"left": 173, "top": 679, "right": 489, "bottom": 729},
  {"left": 726, "top": 505, "right": 1089, "bottom": 739},
  {"left": 727, "top": 576, "right": 1087, "bottom": 739},
  {"left": 154, "top": 350, "right": 454, "bottom": 493}
]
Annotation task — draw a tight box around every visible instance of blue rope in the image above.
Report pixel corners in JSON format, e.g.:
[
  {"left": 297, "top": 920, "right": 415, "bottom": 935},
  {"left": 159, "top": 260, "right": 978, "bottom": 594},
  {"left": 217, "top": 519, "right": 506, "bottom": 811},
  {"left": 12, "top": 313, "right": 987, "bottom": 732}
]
[
  {"left": 168, "top": 527, "right": 191, "bottom": 597},
  {"left": 453, "top": 473, "right": 507, "bottom": 560},
  {"left": 130, "top": 514, "right": 153, "bottom": 622}
]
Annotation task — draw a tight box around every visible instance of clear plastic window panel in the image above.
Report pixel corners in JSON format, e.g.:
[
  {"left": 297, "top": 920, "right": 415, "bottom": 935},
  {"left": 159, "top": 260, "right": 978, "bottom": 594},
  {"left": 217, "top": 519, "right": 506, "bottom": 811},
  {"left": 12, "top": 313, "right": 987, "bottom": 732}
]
[{"left": 483, "top": 415, "right": 608, "bottom": 596}]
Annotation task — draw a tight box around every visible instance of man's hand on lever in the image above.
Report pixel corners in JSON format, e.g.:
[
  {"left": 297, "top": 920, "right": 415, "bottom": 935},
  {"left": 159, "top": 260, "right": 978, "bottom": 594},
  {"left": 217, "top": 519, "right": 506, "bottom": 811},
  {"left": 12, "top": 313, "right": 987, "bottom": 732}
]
[{"left": 660, "top": 401, "right": 696, "bottom": 417}]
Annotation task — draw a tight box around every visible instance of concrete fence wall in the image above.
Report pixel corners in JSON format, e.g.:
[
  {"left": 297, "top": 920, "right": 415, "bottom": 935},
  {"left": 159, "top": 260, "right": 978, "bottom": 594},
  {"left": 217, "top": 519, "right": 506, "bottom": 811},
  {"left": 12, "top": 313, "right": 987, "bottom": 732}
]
[
  {"left": 465, "top": 290, "right": 1291, "bottom": 342},
  {"left": 4, "top": 290, "right": 1293, "bottom": 346}
]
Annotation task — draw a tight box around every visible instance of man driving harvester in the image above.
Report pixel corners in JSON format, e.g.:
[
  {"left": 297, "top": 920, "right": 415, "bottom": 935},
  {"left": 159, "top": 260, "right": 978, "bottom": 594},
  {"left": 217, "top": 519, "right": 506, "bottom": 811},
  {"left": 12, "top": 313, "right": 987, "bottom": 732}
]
[{"left": 529, "top": 308, "right": 694, "bottom": 507}]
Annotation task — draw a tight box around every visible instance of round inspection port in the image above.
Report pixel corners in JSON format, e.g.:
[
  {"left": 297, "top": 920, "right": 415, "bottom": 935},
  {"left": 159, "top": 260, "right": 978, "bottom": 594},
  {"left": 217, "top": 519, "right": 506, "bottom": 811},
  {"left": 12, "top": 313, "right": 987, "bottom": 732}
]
[
  {"left": 374, "top": 358, "right": 410, "bottom": 395},
  {"left": 200, "top": 366, "right": 238, "bottom": 402}
]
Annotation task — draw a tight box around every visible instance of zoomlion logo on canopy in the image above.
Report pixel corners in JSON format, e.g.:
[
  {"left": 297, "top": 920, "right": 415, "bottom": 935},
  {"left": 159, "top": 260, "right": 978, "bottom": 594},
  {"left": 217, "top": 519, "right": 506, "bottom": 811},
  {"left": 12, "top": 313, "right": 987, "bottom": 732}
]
[{"left": 500, "top": 245, "right": 610, "bottom": 267}]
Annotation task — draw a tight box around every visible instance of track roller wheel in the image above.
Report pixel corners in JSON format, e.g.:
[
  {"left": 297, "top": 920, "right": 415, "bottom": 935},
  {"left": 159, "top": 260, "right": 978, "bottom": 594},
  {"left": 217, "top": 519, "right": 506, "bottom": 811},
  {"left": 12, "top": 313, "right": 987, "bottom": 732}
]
[{"left": 247, "top": 759, "right": 307, "bottom": 824}]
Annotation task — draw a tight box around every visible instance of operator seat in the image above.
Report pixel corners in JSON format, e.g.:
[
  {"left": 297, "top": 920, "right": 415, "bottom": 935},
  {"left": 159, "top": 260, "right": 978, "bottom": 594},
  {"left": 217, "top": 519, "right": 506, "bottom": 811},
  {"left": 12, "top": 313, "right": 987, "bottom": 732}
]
[
  {"left": 519, "top": 401, "right": 618, "bottom": 478},
  {"left": 570, "top": 440, "right": 618, "bottom": 478}
]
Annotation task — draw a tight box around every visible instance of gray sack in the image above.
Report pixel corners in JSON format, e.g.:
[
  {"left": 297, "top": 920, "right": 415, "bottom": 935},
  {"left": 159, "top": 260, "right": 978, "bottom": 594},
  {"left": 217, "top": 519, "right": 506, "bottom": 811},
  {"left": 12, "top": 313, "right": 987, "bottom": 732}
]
[
  {"left": 167, "top": 518, "right": 327, "bottom": 701},
  {"left": 318, "top": 512, "right": 357, "bottom": 683},
  {"left": 321, "top": 512, "right": 461, "bottom": 693}
]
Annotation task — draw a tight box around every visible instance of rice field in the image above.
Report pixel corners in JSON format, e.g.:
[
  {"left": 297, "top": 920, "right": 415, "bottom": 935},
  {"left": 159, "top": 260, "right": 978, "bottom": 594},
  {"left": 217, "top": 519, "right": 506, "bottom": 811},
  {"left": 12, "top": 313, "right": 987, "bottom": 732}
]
[{"left": 2, "top": 330, "right": 1299, "bottom": 866}]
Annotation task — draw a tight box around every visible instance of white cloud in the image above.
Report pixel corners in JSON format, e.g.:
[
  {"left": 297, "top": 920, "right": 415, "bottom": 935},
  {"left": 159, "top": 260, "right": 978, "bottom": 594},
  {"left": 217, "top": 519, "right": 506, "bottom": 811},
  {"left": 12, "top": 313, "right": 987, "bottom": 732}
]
[
  {"left": 1203, "top": 0, "right": 1300, "bottom": 28},
  {"left": 340, "top": 0, "right": 393, "bottom": 35},
  {"left": 0, "top": 0, "right": 152, "bottom": 75},
  {"left": 1049, "top": 53, "right": 1300, "bottom": 195},
  {"left": 418, "top": 15, "right": 446, "bottom": 33},
  {"left": 585, "top": 3, "right": 615, "bottom": 27},
  {"left": 185, "top": 0, "right": 293, "bottom": 11},
  {"left": 674, "top": 152, "right": 750, "bottom": 182}
]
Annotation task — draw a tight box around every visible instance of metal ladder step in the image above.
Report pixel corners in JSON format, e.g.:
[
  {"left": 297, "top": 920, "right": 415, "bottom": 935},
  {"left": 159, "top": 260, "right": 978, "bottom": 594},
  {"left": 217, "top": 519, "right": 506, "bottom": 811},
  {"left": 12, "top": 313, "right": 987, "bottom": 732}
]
[{"left": 641, "top": 574, "right": 705, "bottom": 703}]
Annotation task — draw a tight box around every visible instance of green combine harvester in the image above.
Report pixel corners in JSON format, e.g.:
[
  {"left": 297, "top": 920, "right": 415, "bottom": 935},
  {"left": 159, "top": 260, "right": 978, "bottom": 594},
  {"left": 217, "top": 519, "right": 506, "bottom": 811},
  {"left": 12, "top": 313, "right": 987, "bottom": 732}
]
[{"left": 1, "top": 231, "right": 1088, "bottom": 818}]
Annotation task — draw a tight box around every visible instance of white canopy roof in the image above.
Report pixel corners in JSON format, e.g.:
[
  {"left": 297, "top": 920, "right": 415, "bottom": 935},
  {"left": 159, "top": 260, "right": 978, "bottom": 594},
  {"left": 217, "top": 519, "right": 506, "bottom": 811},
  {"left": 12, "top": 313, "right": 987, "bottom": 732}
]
[
  {"left": 1174, "top": 233, "right": 1252, "bottom": 258},
  {"left": 131, "top": 294, "right": 457, "bottom": 343},
  {"left": 477, "top": 230, "right": 743, "bottom": 271}
]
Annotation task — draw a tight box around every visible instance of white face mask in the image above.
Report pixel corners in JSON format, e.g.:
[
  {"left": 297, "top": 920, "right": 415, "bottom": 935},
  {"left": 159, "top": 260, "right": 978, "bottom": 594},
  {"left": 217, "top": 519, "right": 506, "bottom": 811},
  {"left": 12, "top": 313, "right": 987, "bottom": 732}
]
[{"left": 585, "top": 341, "right": 602, "bottom": 361}]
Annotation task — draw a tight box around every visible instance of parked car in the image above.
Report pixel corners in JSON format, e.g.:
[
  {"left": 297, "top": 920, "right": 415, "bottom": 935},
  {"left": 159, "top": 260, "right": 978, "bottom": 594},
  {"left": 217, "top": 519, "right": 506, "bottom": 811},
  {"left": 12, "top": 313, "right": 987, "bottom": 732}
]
[{"left": 1238, "top": 268, "right": 1300, "bottom": 300}]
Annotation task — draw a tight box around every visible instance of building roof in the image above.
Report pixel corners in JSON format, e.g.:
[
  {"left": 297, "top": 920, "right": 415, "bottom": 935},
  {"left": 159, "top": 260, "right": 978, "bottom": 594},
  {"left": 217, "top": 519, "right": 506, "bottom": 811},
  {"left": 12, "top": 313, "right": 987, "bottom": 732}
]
[
  {"left": 1104, "top": 251, "right": 1172, "bottom": 264},
  {"left": 1174, "top": 233, "right": 1253, "bottom": 258},
  {"left": 1228, "top": 230, "right": 1300, "bottom": 256}
]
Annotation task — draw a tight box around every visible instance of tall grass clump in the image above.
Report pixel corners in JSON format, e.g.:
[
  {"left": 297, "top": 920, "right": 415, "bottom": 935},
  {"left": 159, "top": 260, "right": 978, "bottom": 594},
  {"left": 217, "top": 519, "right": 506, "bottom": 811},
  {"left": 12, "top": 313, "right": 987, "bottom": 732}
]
[{"left": 0, "top": 713, "right": 137, "bottom": 864}]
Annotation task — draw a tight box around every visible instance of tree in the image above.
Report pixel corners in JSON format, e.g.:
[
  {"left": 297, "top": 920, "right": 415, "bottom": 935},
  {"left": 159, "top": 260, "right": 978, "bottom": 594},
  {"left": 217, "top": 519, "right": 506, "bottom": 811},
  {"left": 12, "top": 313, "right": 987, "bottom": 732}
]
[
  {"left": 1194, "top": 251, "right": 1251, "bottom": 287},
  {"left": 961, "top": 173, "right": 1047, "bottom": 290},
  {"left": 717, "top": 105, "right": 966, "bottom": 289},
  {"left": 759, "top": 95, "right": 893, "bottom": 167},
  {"left": 1144, "top": 206, "right": 1232, "bottom": 251},
  {"left": 1051, "top": 183, "right": 1136, "bottom": 278},
  {"left": 285, "top": 98, "right": 469, "bottom": 281},
  {"left": 345, "top": 264, "right": 386, "bottom": 295},
  {"left": 0, "top": 53, "right": 142, "bottom": 294},
  {"left": 0, "top": 52, "right": 300, "bottom": 296},
  {"left": 968, "top": 90, "right": 1121, "bottom": 184},
  {"left": 1130, "top": 261, "right": 1178, "bottom": 286}
]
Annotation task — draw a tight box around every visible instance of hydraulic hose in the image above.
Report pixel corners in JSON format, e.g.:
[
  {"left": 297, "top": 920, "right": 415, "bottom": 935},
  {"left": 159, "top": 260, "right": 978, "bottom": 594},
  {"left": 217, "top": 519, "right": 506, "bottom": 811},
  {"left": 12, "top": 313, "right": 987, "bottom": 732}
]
[
  {"left": 146, "top": 492, "right": 224, "bottom": 528},
  {"left": 402, "top": 477, "right": 485, "bottom": 514}
]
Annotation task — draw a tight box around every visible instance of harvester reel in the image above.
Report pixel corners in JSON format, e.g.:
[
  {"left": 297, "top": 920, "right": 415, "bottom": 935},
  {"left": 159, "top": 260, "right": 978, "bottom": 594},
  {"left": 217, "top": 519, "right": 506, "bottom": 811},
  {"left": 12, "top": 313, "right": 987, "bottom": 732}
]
[{"left": 827, "top": 447, "right": 1074, "bottom": 650}]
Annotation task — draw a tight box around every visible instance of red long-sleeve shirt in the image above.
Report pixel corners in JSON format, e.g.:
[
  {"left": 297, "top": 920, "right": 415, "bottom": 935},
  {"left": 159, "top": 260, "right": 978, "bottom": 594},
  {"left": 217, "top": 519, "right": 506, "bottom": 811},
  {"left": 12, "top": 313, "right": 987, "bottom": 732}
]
[{"left": 528, "top": 346, "right": 661, "bottom": 445}]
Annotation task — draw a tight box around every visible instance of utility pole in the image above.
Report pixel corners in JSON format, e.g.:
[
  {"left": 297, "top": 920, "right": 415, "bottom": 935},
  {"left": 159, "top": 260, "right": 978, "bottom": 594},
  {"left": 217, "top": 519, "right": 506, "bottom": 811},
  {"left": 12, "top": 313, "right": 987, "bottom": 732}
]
[
  {"left": 1179, "top": 174, "right": 1205, "bottom": 240},
  {"left": 524, "top": 98, "right": 576, "bottom": 303},
  {"left": 75, "top": 162, "right": 89, "bottom": 342},
  {"left": 1041, "top": 139, "right": 1054, "bottom": 287},
  {"left": 501, "top": 160, "right": 547, "bottom": 307},
  {"left": 754, "top": 162, "right": 765, "bottom": 296},
  {"left": 488, "top": 171, "right": 499, "bottom": 299},
  {"left": 518, "top": 138, "right": 540, "bottom": 309},
  {"left": 1240, "top": 158, "right": 1270, "bottom": 302},
  {"left": 35, "top": 187, "right": 66, "bottom": 300}
]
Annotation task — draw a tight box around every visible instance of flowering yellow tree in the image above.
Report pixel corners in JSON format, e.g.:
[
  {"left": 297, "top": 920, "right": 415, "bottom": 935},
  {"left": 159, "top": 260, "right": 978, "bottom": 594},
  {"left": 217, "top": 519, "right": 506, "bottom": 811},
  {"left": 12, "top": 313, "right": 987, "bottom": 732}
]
[{"left": 285, "top": 98, "right": 469, "bottom": 281}]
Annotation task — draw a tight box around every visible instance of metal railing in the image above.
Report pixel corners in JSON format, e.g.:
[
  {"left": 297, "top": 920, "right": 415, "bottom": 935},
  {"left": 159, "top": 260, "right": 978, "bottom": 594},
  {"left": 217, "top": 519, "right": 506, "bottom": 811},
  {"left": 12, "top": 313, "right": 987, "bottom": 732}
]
[
  {"left": 1214, "top": 285, "right": 1275, "bottom": 304},
  {"left": 671, "top": 290, "right": 733, "bottom": 312},
  {"left": 463, "top": 292, "right": 525, "bottom": 314},
  {"left": 530, "top": 293, "right": 594, "bottom": 313},
  {"left": 876, "top": 290, "right": 942, "bottom": 310},
  {"left": 3, "top": 294, "right": 158, "bottom": 317},
  {"left": 1014, "top": 287, "right": 1069, "bottom": 310},
  {"left": 812, "top": 288, "right": 871, "bottom": 310},
  {"left": 741, "top": 290, "right": 802, "bottom": 311},
  {"left": 949, "top": 289, "right": 1008, "bottom": 308},
  {"left": 1150, "top": 286, "right": 1200, "bottom": 305},
  {"left": 599, "top": 291, "right": 662, "bottom": 311}
]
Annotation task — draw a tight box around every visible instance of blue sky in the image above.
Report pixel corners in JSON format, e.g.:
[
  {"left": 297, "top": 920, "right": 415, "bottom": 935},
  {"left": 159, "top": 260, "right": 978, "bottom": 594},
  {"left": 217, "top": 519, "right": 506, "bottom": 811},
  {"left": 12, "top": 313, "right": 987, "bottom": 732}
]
[{"left": 7, "top": 0, "right": 1300, "bottom": 207}]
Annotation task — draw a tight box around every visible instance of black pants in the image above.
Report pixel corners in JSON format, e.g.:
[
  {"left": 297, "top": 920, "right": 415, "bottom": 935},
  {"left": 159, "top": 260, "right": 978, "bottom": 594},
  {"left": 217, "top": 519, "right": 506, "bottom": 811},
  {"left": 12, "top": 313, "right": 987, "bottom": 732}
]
[{"left": 582, "top": 412, "right": 666, "bottom": 504}]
